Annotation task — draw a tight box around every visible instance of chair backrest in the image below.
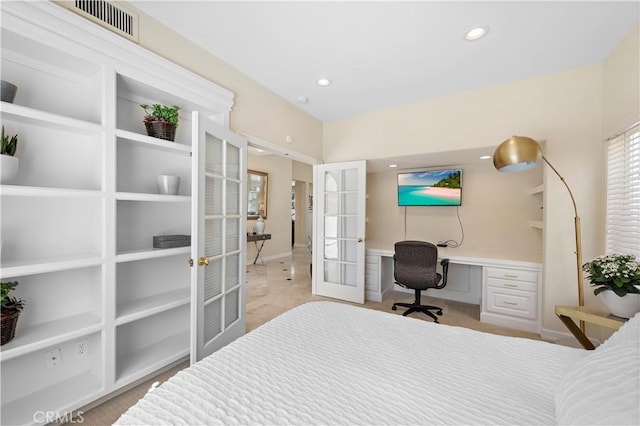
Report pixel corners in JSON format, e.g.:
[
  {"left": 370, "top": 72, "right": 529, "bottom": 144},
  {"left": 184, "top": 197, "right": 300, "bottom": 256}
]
[{"left": 393, "top": 240, "right": 440, "bottom": 290}]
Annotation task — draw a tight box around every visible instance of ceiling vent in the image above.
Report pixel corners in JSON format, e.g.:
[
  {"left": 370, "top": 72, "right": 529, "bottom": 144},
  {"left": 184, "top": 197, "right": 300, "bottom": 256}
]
[{"left": 61, "top": 0, "right": 139, "bottom": 42}]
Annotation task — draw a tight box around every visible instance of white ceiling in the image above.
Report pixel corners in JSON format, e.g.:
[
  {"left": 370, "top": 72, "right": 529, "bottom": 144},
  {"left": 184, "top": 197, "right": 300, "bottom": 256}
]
[{"left": 131, "top": 1, "right": 638, "bottom": 122}]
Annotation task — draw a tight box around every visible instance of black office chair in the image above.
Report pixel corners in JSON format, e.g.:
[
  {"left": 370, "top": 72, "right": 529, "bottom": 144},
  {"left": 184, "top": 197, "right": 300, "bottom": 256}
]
[{"left": 392, "top": 240, "right": 450, "bottom": 322}]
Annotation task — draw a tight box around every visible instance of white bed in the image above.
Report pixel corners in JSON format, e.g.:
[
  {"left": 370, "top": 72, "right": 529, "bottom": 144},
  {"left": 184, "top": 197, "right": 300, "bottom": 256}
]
[{"left": 116, "top": 301, "right": 639, "bottom": 425}]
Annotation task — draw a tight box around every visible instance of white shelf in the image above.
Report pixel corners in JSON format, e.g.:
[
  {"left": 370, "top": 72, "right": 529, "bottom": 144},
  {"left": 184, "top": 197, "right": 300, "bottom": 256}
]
[
  {"left": 0, "top": 253, "right": 103, "bottom": 279},
  {"left": 116, "top": 247, "right": 191, "bottom": 264},
  {"left": 529, "top": 220, "right": 543, "bottom": 229},
  {"left": 0, "top": 185, "right": 102, "bottom": 198},
  {"left": 116, "top": 129, "right": 191, "bottom": 154},
  {"left": 116, "top": 192, "right": 191, "bottom": 202},
  {"left": 115, "top": 331, "right": 189, "bottom": 384},
  {"left": 0, "top": 102, "right": 103, "bottom": 133},
  {"left": 0, "top": 312, "right": 102, "bottom": 361},
  {"left": 528, "top": 184, "right": 544, "bottom": 195},
  {"left": 1, "top": 371, "right": 102, "bottom": 426},
  {"left": 116, "top": 287, "right": 190, "bottom": 326}
]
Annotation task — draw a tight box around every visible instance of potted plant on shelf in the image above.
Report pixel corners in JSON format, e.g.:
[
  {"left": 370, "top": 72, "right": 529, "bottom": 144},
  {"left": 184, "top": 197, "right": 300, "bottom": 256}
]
[
  {"left": 1, "top": 125, "right": 19, "bottom": 184},
  {"left": 140, "top": 103, "right": 180, "bottom": 141},
  {"left": 582, "top": 253, "right": 640, "bottom": 318},
  {"left": 1, "top": 281, "right": 25, "bottom": 345}
]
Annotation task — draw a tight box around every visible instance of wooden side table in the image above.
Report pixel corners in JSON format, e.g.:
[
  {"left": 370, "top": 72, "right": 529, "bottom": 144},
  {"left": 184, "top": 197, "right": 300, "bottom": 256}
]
[{"left": 555, "top": 305, "right": 626, "bottom": 350}]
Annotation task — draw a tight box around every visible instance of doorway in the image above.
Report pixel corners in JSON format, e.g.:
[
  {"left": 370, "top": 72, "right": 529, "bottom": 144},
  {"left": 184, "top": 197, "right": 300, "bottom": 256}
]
[{"left": 241, "top": 133, "right": 320, "bottom": 278}]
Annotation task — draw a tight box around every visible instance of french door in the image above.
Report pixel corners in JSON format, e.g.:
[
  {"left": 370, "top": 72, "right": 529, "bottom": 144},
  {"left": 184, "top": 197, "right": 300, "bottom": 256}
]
[
  {"left": 313, "top": 161, "right": 367, "bottom": 303},
  {"left": 191, "top": 112, "right": 247, "bottom": 363}
]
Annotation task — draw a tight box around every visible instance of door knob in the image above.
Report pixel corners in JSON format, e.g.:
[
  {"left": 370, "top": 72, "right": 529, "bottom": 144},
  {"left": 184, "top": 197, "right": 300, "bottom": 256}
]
[
  {"left": 198, "top": 256, "right": 209, "bottom": 266},
  {"left": 357, "top": 238, "right": 363, "bottom": 243}
]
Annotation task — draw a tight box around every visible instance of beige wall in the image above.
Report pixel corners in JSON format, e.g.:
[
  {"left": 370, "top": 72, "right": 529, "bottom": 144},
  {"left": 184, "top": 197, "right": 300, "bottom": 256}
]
[
  {"left": 325, "top": 64, "right": 606, "bottom": 334},
  {"left": 367, "top": 163, "right": 542, "bottom": 259},
  {"left": 292, "top": 161, "right": 313, "bottom": 246},
  {"left": 130, "top": 5, "right": 323, "bottom": 160},
  {"left": 603, "top": 24, "right": 640, "bottom": 137},
  {"left": 247, "top": 154, "right": 292, "bottom": 261}
]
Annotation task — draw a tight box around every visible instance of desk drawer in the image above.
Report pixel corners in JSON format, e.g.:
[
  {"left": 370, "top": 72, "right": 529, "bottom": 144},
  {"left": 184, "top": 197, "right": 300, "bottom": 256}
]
[
  {"left": 485, "top": 287, "right": 537, "bottom": 320},
  {"left": 485, "top": 267, "right": 537, "bottom": 283},
  {"left": 486, "top": 277, "right": 537, "bottom": 293}
]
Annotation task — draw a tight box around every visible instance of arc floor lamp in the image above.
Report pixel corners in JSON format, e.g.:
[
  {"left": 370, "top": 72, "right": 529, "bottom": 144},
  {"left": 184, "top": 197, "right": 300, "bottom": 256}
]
[{"left": 493, "top": 136, "right": 585, "bottom": 332}]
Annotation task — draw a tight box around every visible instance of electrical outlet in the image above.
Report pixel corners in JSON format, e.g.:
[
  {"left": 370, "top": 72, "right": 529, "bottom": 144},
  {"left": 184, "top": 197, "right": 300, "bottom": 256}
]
[
  {"left": 76, "top": 339, "right": 89, "bottom": 356},
  {"left": 45, "top": 348, "right": 62, "bottom": 368}
]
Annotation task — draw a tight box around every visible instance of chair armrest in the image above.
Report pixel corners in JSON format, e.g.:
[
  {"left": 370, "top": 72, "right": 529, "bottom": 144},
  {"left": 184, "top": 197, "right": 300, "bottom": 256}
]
[{"left": 440, "top": 258, "right": 450, "bottom": 286}]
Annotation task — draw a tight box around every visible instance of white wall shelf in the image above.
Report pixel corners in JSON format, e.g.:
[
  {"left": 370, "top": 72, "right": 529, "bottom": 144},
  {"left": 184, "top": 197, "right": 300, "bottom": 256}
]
[
  {"left": 0, "top": 185, "right": 102, "bottom": 198},
  {"left": 116, "top": 129, "right": 192, "bottom": 154},
  {"left": 115, "top": 247, "right": 191, "bottom": 263},
  {"left": 1, "top": 102, "right": 104, "bottom": 134},
  {"left": 115, "top": 192, "right": 191, "bottom": 203},
  {"left": 0, "top": 254, "right": 103, "bottom": 278},
  {"left": 528, "top": 184, "right": 544, "bottom": 195},
  {"left": 116, "top": 288, "right": 190, "bottom": 326},
  {"left": 529, "top": 220, "right": 543, "bottom": 229},
  {"left": 0, "top": 312, "right": 102, "bottom": 362}
]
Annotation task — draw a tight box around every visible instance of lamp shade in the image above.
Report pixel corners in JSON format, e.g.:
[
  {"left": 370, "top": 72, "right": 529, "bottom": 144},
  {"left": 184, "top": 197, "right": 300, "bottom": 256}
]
[{"left": 493, "top": 136, "right": 542, "bottom": 172}]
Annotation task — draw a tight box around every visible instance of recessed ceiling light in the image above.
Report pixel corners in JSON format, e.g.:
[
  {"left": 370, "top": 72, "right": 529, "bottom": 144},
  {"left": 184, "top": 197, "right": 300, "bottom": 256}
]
[
  {"left": 465, "top": 26, "right": 488, "bottom": 41},
  {"left": 317, "top": 78, "right": 332, "bottom": 87},
  {"left": 480, "top": 155, "right": 492, "bottom": 160},
  {"left": 388, "top": 164, "right": 398, "bottom": 168}
]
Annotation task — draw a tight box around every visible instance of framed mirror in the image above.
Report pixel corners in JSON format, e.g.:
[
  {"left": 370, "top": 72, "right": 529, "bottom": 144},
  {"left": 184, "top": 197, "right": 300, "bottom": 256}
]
[{"left": 247, "top": 170, "right": 268, "bottom": 219}]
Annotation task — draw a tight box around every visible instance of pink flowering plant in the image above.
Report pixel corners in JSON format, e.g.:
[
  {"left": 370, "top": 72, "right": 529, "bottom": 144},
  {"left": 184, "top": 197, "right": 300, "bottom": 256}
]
[{"left": 582, "top": 254, "right": 640, "bottom": 297}]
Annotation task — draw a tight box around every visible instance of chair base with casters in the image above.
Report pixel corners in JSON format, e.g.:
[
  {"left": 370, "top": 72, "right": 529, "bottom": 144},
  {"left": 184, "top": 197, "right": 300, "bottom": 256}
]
[{"left": 392, "top": 288, "right": 444, "bottom": 322}]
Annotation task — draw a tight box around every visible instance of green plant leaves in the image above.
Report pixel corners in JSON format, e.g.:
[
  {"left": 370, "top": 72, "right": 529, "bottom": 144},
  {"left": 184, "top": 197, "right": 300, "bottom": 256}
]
[
  {"left": 140, "top": 104, "right": 180, "bottom": 125},
  {"left": 1, "top": 125, "right": 18, "bottom": 156}
]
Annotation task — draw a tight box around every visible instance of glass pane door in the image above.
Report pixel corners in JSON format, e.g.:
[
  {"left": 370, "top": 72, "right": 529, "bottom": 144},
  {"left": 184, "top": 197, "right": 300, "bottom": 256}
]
[
  {"left": 191, "top": 112, "right": 247, "bottom": 363},
  {"left": 313, "top": 161, "right": 366, "bottom": 304}
]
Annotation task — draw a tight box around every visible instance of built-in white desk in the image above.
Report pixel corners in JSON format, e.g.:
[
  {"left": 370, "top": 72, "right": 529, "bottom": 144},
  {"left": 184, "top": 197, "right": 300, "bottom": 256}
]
[{"left": 365, "top": 242, "right": 543, "bottom": 333}]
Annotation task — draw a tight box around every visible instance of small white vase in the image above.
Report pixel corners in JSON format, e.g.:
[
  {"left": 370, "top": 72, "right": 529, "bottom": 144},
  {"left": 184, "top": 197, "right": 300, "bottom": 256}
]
[
  {"left": 600, "top": 290, "right": 640, "bottom": 319},
  {"left": 0, "top": 155, "right": 18, "bottom": 184},
  {"left": 255, "top": 216, "right": 265, "bottom": 235}
]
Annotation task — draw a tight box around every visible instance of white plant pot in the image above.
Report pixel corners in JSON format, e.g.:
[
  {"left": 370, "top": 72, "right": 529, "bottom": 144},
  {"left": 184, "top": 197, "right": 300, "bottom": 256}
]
[
  {"left": 0, "top": 155, "right": 18, "bottom": 184},
  {"left": 600, "top": 290, "right": 640, "bottom": 319},
  {"left": 156, "top": 175, "right": 180, "bottom": 195}
]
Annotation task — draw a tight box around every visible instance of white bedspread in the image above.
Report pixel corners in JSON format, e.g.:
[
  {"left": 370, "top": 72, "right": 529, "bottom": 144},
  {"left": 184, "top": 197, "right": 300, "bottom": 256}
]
[{"left": 116, "top": 301, "right": 586, "bottom": 425}]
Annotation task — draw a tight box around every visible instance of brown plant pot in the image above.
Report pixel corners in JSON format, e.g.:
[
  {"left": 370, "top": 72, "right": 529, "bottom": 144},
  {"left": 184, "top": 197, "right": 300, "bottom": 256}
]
[
  {"left": 1, "top": 308, "right": 21, "bottom": 345},
  {"left": 144, "top": 120, "right": 177, "bottom": 141}
]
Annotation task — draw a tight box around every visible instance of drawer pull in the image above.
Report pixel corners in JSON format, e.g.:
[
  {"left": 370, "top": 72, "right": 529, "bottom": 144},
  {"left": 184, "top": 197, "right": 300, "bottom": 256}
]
[
  {"left": 504, "top": 283, "right": 519, "bottom": 288},
  {"left": 503, "top": 274, "right": 518, "bottom": 278},
  {"left": 503, "top": 301, "right": 518, "bottom": 306}
]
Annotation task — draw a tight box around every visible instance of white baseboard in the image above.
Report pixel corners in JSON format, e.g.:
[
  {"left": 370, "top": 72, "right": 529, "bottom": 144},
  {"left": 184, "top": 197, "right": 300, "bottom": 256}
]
[{"left": 480, "top": 312, "right": 541, "bottom": 334}]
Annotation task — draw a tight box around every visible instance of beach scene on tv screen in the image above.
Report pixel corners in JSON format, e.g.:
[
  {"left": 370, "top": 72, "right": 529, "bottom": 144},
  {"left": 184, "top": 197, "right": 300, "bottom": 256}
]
[{"left": 398, "top": 170, "right": 461, "bottom": 206}]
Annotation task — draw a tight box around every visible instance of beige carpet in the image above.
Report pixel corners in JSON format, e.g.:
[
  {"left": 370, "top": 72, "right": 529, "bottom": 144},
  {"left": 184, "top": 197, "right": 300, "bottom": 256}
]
[{"left": 72, "top": 246, "right": 544, "bottom": 425}]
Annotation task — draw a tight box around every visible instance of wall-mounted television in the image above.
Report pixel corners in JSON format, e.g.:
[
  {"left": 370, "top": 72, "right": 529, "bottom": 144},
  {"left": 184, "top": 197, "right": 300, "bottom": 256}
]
[{"left": 397, "top": 169, "right": 462, "bottom": 206}]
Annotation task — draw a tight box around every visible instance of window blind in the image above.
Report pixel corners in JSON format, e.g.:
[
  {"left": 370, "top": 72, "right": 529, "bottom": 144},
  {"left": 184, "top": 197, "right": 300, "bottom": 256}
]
[{"left": 606, "top": 122, "right": 640, "bottom": 257}]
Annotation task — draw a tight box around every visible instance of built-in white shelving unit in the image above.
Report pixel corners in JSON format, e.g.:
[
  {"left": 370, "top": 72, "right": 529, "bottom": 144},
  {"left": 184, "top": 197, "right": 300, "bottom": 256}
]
[
  {"left": 0, "top": 2, "right": 237, "bottom": 424},
  {"left": 529, "top": 183, "right": 544, "bottom": 229}
]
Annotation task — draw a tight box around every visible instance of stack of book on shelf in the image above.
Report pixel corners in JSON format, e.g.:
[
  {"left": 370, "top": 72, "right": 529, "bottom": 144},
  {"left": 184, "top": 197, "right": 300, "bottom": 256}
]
[{"left": 153, "top": 234, "right": 191, "bottom": 249}]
